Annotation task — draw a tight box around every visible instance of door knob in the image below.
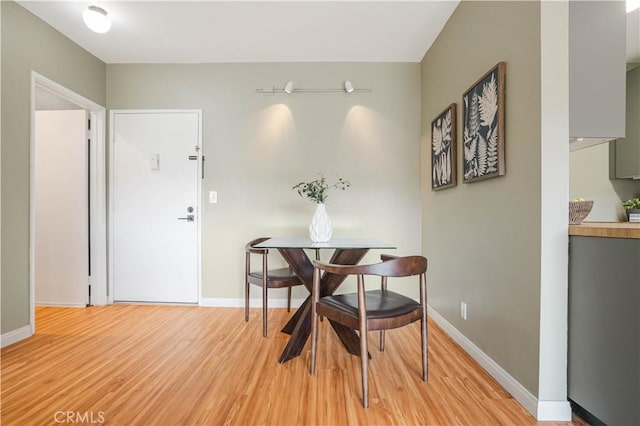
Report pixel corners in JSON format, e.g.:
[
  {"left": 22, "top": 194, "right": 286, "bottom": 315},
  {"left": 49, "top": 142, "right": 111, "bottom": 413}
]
[{"left": 178, "top": 215, "right": 194, "bottom": 222}]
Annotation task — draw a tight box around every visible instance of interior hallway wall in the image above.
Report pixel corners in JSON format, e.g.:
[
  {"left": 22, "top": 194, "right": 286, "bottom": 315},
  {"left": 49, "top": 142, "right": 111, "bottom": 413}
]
[{"left": 35, "top": 110, "right": 88, "bottom": 307}]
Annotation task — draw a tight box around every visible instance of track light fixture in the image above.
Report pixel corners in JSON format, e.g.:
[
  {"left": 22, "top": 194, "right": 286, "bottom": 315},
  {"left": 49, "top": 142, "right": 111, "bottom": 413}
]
[
  {"left": 283, "top": 81, "right": 294, "bottom": 94},
  {"left": 255, "top": 80, "right": 370, "bottom": 94},
  {"left": 344, "top": 80, "right": 355, "bottom": 93}
]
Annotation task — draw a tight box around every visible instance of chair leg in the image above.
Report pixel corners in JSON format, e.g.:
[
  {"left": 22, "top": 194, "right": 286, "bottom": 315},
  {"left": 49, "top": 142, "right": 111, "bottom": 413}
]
[
  {"left": 421, "top": 317, "right": 428, "bottom": 382},
  {"left": 379, "top": 275, "right": 386, "bottom": 351},
  {"left": 262, "top": 285, "right": 268, "bottom": 337},
  {"left": 360, "top": 328, "right": 369, "bottom": 408},
  {"left": 244, "top": 281, "right": 250, "bottom": 322},
  {"left": 287, "top": 286, "right": 292, "bottom": 312}
]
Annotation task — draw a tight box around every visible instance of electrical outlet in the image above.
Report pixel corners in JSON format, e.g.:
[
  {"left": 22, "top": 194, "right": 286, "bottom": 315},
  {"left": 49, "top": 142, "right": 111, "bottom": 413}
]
[{"left": 460, "top": 302, "right": 467, "bottom": 320}]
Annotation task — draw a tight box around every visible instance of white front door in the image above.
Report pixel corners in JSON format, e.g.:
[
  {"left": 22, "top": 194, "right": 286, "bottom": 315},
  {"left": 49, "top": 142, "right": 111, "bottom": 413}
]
[{"left": 111, "top": 111, "right": 200, "bottom": 303}]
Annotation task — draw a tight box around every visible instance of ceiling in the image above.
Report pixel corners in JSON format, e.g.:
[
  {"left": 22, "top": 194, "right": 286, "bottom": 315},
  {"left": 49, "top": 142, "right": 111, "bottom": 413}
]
[{"left": 17, "top": 1, "right": 461, "bottom": 64}]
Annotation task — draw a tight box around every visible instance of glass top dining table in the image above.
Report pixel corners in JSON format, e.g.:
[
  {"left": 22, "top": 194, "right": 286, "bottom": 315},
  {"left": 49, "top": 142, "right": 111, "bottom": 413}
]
[
  {"left": 254, "top": 237, "right": 395, "bottom": 250},
  {"left": 254, "top": 237, "right": 396, "bottom": 363}
]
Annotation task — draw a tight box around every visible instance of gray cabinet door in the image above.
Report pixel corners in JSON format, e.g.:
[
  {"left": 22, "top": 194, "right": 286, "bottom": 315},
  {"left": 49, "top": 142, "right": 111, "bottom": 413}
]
[
  {"left": 570, "top": 1, "right": 626, "bottom": 140},
  {"left": 568, "top": 236, "right": 640, "bottom": 425}
]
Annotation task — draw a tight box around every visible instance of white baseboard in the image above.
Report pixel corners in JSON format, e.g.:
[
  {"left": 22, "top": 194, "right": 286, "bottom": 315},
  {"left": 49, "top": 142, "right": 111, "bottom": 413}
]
[
  {"left": 537, "top": 400, "right": 572, "bottom": 421},
  {"left": 36, "top": 302, "right": 86, "bottom": 308},
  {"left": 1, "top": 325, "right": 32, "bottom": 348},
  {"left": 199, "top": 297, "right": 305, "bottom": 308},
  {"left": 427, "top": 306, "right": 570, "bottom": 421}
]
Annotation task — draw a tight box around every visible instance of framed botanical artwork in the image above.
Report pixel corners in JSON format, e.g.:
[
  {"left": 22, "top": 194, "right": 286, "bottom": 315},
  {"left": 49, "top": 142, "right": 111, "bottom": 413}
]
[
  {"left": 431, "top": 103, "right": 457, "bottom": 190},
  {"left": 462, "top": 62, "right": 506, "bottom": 183}
]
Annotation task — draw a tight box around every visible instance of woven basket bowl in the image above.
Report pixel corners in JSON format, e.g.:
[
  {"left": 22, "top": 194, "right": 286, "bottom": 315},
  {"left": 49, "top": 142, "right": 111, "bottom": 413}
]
[{"left": 569, "top": 200, "right": 593, "bottom": 224}]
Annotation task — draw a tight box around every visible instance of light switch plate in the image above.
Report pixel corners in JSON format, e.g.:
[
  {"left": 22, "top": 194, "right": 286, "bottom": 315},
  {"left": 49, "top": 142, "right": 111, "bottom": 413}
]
[{"left": 209, "top": 191, "right": 217, "bottom": 204}]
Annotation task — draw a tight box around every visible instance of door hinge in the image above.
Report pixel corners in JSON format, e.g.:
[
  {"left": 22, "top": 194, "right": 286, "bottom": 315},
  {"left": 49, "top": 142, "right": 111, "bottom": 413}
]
[{"left": 87, "top": 277, "right": 92, "bottom": 307}]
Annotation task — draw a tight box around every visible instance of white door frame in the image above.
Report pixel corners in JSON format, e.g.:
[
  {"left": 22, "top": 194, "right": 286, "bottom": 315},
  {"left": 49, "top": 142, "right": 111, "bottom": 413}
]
[
  {"left": 108, "top": 110, "right": 203, "bottom": 304},
  {"left": 29, "top": 72, "right": 108, "bottom": 331}
]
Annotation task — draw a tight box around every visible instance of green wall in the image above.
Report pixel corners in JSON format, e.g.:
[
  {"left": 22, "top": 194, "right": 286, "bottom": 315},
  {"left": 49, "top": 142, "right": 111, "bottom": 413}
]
[
  {"left": 1, "top": 1, "right": 106, "bottom": 333},
  {"left": 107, "top": 62, "right": 423, "bottom": 301},
  {"left": 421, "top": 1, "right": 542, "bottom": 395}
]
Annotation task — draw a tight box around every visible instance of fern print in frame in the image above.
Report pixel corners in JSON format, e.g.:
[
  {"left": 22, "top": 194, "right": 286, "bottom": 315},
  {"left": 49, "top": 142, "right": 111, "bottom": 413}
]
[
  {"left": 462, "top": 62, "right": 505, "bottom": 183},
  {"left": 431, "top": 103, "right": 457, "bottom": 190}
]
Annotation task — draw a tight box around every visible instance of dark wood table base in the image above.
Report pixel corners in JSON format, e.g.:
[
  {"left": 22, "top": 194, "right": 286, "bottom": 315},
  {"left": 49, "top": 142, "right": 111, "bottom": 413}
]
[{"left": 277, "top": 247, "right": 369, "bottom": 363}]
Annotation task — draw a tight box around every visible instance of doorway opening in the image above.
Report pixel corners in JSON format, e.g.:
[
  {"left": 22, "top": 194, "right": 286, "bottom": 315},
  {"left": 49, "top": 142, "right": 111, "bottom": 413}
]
[{"left": 29, "top": 72, "right": 107, "bottom": 333}]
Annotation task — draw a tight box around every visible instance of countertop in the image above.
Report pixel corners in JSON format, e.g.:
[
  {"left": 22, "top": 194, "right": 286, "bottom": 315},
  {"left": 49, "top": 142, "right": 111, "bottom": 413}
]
[{"left": 569, "top": 222, "right": 640, "bottom": 239}]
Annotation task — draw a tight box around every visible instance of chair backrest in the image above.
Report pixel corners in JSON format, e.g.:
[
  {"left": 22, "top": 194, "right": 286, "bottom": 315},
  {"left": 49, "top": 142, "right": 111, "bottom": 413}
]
[
  {"left": 246, "top": 237, "right": 270, "bottom": 254},
  {"left": 312, "top": 255, "right": 427, "bottom": 278}
]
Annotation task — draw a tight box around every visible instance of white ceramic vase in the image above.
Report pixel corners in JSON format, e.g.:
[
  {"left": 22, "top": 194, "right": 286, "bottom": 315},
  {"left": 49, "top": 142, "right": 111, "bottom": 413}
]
[{"left": 309, "top": 203, "right": 333, "bottom": 242}]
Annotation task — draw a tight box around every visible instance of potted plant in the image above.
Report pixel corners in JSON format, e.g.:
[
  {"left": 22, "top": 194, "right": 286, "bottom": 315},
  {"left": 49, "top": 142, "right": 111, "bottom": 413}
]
[
  {"left": 622, "top": 197, "right": 640, "bottom": 222},
  {"left": 292, "top": 174, "right": 350, "bottom": 242}
]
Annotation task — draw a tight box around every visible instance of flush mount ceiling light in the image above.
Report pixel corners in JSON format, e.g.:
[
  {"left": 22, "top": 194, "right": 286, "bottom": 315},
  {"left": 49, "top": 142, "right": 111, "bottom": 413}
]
[
  {"left": 283, "top": 81, "right": 294, "bottom": 94},
  {"left": 344, "top": 80, "right": 355, "bottom": 93},
  {"left": 83, "top": 5, "right": 111, "bottom": 34}
]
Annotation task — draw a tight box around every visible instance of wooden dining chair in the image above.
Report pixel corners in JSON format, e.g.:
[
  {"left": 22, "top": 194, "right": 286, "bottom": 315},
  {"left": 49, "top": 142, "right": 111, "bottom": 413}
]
[
  {"left": 309, "top": 254, "right": 428, "bottom": 408},
  {"left": 245, "top": 237, "right": 304, "bottom": 337}
]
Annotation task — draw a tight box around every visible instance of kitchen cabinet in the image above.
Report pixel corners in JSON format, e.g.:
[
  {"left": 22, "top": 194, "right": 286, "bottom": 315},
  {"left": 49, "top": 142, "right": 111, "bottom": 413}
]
[
  {"left": 614, "top": 66, "right": 640, "bottom": 179},
  {"left": 568, "top": 230, "right": 640, "bottom": 425},
  {"left": 570, "top": 1, "right": 627, "bottom": 151}
]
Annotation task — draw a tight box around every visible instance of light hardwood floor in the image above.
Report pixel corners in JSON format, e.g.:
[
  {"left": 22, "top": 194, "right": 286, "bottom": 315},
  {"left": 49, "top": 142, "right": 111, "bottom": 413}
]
[{"left": 1, "top": 305, "right": 585, "bottom": 425}]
